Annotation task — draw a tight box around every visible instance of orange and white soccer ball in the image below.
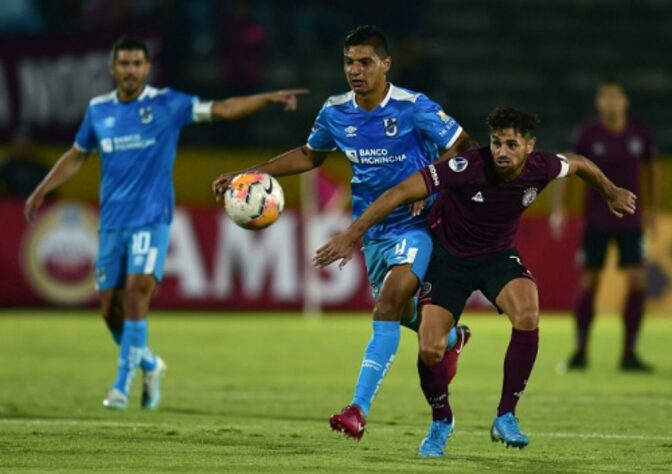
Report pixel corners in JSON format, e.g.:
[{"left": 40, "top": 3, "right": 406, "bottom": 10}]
[{"left": 224, "top": 172, "right": 285, "bottom": 230}]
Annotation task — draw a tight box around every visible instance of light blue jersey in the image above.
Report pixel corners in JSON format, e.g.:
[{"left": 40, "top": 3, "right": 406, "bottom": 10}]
[
  {"left": 307, "top": 84, "right": 462, "bottom": 241},
  {"left": 74, "top": 86, "right": 211, "bottom": 230}
]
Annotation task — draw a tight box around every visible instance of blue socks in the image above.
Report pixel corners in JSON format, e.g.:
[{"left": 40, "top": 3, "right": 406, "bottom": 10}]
[
  {"left": 110, "top": 326, "right": 157, "bottom": 372},
  {"left": 352, "top": 321, "right": 401, "bottom": 417},
  {"left": 112, "top": 320, "right": 148, "bottom": 395}
]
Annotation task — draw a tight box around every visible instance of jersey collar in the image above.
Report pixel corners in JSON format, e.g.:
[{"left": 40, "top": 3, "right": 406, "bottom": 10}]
[
  {"left": 351, "top": 83, "right": 395, "bottom": 110},
  {"left": 115, "top": 85, "right": 150, "bottom": 103}
]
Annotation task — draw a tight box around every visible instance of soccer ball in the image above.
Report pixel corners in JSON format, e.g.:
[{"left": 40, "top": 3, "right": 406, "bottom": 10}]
[{"left": 224, "top": 172, "right": 285, "bottom": 230}]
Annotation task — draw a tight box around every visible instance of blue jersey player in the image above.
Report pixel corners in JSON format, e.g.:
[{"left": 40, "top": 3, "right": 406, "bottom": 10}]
[
  {"left": 213, "top": 26, "right": 475, "bottom": 440},
  {"left": 25, "top": 36, "right": 308, "bottom": 410}
]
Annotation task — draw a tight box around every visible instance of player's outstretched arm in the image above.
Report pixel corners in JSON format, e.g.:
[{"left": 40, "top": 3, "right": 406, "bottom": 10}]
[
  {"left": 549, "top": 176, "right": 569, "bottom": 239},
  {"left": 24, "top": 147, "right": 89, "bottom": 222},
  {"left": 210, "top": 89, "right": 309, "bottom": 120},
  {"left": 313, "top": 171, "right": 429, "bottom": 269},
  {"left": 212, "top": 146, "right": 328, "bottom": 201},
  {"left": 564, "top": 152, "right": 637, "bottom": 218}
]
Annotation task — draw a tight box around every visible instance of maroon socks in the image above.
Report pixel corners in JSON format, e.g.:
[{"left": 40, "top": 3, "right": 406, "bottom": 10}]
[
  {"left": 575, "top": 290, "right": 595, "bottom": 356},
  {"left": 623, "top": 292, "right": 644, "bottom": 358},
  {"left": 417, "top": 353, "right": 453, "bottom": 421},
  {"left": 497, "top": 328, "right": 539, "bottom": 417}
]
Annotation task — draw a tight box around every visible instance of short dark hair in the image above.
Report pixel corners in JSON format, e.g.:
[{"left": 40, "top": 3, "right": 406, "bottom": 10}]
[
  {"left": 486, "top": 107, "right": 540, "bottom": 138},
  {"left": 344, "top": 25, "right": 389, "bottom": 58},
  {"left": 597, "top": 78, "right": 626, "bottom": 94},
  {"left": 110, "top": 36, "right": 149, "bottom": 61}
]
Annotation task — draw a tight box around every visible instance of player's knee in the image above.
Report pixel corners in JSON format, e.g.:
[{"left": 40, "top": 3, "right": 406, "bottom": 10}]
[
  {"left": 418, "top": 336, "right": 445, "bottom": 365},
  {"left": 123, "top": 285, "right": 152, "bottom": 317},
  {"left": 511, "top": 306, "right": 539, "bottom": 330},
  {"left": 373, "top": 296, "right": 404, "bottom": 321}
]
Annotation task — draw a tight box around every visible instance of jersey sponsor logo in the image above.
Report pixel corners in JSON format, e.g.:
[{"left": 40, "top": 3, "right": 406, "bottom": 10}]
[
  {"left": 428, "top": 164, "right": 440, "bottom": 186},
  {"left": 100, "top": 134, "right": 157, "bottom": 153},
  {"left": 104, "top": 116, "right": 116, "bottom": 128},
  {"left": 139, "top": 106, "right": 153, "bottom": 124},
  {"left": 448, "top": 156, "right": 468, "bottom": 173},
  {"left": 344, "top": 125, "right": 358, "bottom": 137},
  {"left": 628, "top": 138, "right": 643, "bottom": 156},
  {"left": 471, "top": 191, "right": 484, "bottom": 203},
  {"left": 383, "top": 117, "right": 398, "bottom": 137},
  {"left": 345, "top": 148, "right": 407, "bottom": 165},
  {"left": 522, "top": 187, "right": 538, "bottom": 207}
]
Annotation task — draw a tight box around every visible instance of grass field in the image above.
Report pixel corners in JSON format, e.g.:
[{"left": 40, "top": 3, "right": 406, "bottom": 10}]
[{"left": 1, "top": 311, "right": 671, "bottom": 473}]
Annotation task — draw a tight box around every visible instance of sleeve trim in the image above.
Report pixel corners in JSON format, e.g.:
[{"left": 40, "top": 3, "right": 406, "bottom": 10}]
[
  {"left": 193, "top": 101, "right": 213, "bottom": 123},
  {"left": 73, "top": 142, "right": 93, "bottom": 153},
  {"left": 556, "top": 153, "right": 570, "bottom": 179},
  {"left": 444, "top": 125, "right": 464, "bottom": 149},
  {"left": 306, "top": 143, "right": 337, "bottom": 152}
]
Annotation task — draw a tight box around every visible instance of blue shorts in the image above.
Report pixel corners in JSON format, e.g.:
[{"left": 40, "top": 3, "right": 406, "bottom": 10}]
[
  {"left": 362, "top": 229, "right": 433, "bottom": 300},
  {"left": 96, "top": 224, "right": 171, "bottom": 291}
]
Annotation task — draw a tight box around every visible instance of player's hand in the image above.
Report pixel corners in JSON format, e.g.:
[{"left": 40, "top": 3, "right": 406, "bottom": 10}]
[
  {"left": 212, "top": 173, "right": 237, "bottom": 202},
  {"left": 549, "top": 209, "right": 566, "bottom": 240},
  {"left": 409, "top": 198, "right": 427, "bottom": 217},
  {"left": 607, "top": 187, "right": 637, "bottom": 218},
  {"left": 313, "top": 231, "right": 357, "bottom": 270},
  {"left": 24, "top": 191, "right": 45, "bottom": 223},
  {"left": 266, "top": 89, "right": 309, "bottom": 112}
]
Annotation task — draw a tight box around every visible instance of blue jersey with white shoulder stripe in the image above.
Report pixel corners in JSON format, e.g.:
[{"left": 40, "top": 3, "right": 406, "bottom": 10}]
[
  {"left": 74, "top": 86, "right": 208, "bottom": 230},
  {"left": 306, "top": 84, "right": 462, "bottom": 240}
]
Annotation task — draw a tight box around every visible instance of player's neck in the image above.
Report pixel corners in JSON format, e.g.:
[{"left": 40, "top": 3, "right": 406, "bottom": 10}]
[
  {"left": 354, "top": 82, "right": 389, "bottom": 111},
  {"left": 117, "top": 85, "right": 145, "bottom": 103},
  {"left": 600, "top": 114, "right": 627, "bottom": 133}
]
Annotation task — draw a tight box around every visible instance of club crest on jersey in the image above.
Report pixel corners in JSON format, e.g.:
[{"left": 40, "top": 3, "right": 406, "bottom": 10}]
[
  {"left": 448, "top": 157, "right": 468, "bottom": 173},
  {"left": 139, "top": 106, "right": 153, "bottom": 124},
  {"left": 103, "top": 116, "right": 116, "bottom": 128},
  {"left": 345, "top": 125, "right": 357, "bottom": 138},
  {"left": 522, "top": 187, "right": 538, "bottom": 207},
  {"left": 383, "top": 118, "right": 398, "bottom": 137}
]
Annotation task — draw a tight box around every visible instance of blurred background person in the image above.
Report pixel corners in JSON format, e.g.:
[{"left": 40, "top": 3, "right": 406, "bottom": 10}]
[{"left": 550, "top": 80, "right": 659, "bottom": 372}]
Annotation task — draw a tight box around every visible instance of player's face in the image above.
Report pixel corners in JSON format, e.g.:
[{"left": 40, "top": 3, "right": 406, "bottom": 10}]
[
  {"left": 596, "top": 84, "right": 629, "bottom": 120},
  {"left": 489, "top": 128, "right": 536, "bottom": 178},
  {"left": 110, "top": 49, "right": 151, "bottom": 97},
  {"left": 343, "top": 45, "right": 390, "bottom": 95}
]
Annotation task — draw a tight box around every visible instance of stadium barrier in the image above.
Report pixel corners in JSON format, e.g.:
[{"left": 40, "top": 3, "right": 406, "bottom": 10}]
[{"left": 3, "top": 198, "right": 669, "bottom": 312}]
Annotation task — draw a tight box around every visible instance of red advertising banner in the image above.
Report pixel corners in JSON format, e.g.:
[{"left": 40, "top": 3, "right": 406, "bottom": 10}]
[
  {"left": 0, "top": 31, "right": 164, "bottom": 142},
  {"left": 0, "top": 199, "right": 585, "bottom": 311}
]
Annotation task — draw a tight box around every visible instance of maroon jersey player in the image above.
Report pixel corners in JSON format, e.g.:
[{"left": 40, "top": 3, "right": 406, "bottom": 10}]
[
  {"left": 550, "top": 80, "right": 658, "bottom": 372},
  {"left": 314, "top": 108, "right": 635, "bottom": 451}
]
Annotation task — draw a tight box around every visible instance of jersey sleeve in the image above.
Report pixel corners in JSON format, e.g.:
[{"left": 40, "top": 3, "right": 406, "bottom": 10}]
[
  {"left": 542, "top": 152, "right": 569, "bottom": 181},
  {"left": 306, "top": 102, "right": 337, "bottom": 152},
  {"left": 73, "top": 106, "right": 97, "bottom": 153},
  {"left": 419, "top": 158, "right": 460, "bottom": 194},
  {"left": 413, "top": 94, "right": 463, "bottom": 150},
  {"left": 167, "top": 89, "right": 211, "bottom": 128}
]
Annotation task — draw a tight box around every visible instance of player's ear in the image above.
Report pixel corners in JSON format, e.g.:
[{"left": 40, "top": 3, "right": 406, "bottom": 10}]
[
  {"left": 382, "top": 56, "right": 391, "bottom": 73},
  {"left": 526, "top": 136, "right": 537, "bottom": 154}
]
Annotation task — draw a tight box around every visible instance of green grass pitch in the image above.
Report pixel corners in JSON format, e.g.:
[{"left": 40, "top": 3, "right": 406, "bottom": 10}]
[{"left": 1, "top": 311, "right": 671, "bottom": 473}]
